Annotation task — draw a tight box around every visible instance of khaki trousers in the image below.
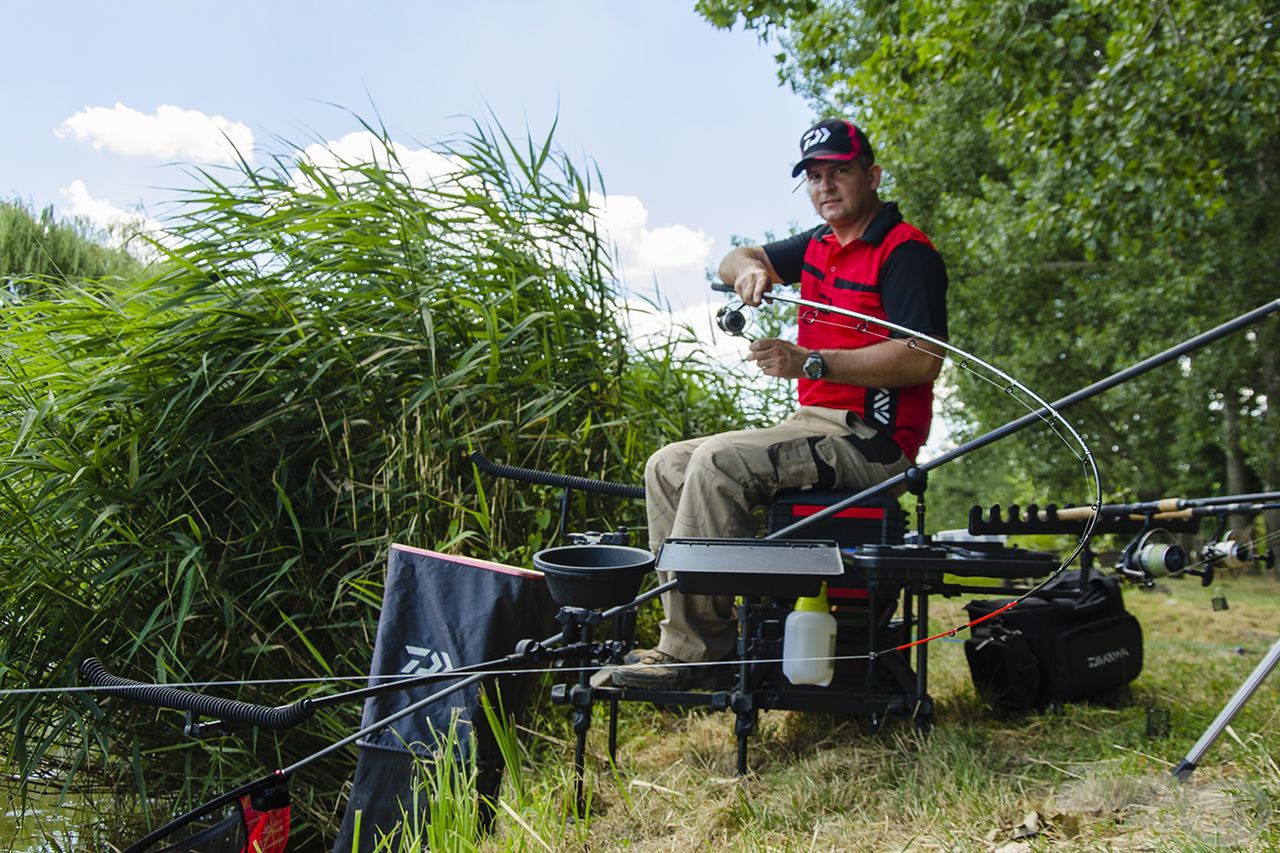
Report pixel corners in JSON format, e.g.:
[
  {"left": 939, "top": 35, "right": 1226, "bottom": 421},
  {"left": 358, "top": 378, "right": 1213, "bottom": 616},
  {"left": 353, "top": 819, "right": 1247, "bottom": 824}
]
[{"left": 646, "top": 406, "right": 911, "bottom": 662}]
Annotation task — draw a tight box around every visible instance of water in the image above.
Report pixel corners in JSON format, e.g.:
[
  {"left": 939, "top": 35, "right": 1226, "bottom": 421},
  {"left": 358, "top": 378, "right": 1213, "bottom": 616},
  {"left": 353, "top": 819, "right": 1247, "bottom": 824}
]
[{"left": 1, "top": 789, "right": 91, "bottom": 852}]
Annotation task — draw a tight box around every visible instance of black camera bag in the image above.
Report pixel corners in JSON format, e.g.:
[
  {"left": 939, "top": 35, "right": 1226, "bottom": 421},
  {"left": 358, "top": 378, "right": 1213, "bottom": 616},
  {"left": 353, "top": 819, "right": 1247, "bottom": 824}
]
[{"left": 964, "top": 574, "right": 1143, "bottom": 713}]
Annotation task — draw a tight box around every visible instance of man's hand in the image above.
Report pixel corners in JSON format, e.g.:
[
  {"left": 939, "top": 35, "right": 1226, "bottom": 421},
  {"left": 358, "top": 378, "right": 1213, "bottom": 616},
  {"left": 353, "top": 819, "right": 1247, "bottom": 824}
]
[
  {"left": 718, "top": 246, "right": 781, "bottom": 307},
  {"left": 747, "top": 338, "right": 807, "bottom": 378},
  {"left": 733, "top": 265, "right": 773, "bottom": 307}
]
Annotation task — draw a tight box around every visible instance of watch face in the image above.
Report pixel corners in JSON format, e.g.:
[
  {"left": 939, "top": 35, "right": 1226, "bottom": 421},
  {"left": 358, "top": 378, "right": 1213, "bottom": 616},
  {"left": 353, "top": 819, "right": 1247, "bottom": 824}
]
[{"left": 803, "top": 352, "right": 824, "bottom": 379}]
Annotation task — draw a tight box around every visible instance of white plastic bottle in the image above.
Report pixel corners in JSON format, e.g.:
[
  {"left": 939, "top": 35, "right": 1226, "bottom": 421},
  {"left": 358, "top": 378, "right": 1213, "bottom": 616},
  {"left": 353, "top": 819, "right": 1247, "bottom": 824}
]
[{"left": 783, "top": 582, "right": 837, "bottom": 686}]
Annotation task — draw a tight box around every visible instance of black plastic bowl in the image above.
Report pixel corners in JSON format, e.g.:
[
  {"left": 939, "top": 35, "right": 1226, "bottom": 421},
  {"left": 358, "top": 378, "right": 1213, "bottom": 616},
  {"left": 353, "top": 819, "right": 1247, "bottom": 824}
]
[{"left": 533, "top": 545, "right": 655, "bottom": 609}]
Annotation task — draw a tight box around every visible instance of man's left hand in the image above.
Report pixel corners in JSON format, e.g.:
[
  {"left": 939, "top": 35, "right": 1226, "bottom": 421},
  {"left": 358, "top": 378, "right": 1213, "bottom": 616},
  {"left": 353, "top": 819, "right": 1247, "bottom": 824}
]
[{"left": 747, "top": 338, "right": 807, "bottom": 378}]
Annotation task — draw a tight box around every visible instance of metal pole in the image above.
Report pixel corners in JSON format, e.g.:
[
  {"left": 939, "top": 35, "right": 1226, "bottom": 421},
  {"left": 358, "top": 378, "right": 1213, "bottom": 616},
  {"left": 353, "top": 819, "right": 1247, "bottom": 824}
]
[
  {"left": 1172, "top": 636, "right": 1280, "bottom": 781},
  {"left": 768, "top": 299, "right": 1280, "bottom": 541}
]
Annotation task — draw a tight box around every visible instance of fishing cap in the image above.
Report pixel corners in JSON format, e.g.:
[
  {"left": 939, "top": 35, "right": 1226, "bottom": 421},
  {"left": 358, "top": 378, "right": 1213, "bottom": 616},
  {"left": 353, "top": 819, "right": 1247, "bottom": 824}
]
[{"left": 791, "top": 118, "right": 874, "bottom": 177}]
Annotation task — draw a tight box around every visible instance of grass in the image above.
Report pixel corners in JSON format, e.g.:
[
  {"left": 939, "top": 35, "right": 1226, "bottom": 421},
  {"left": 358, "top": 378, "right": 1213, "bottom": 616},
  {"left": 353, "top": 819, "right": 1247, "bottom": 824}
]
[{"left": 439, "top": 572, "right": 1280, "bottom": 851}]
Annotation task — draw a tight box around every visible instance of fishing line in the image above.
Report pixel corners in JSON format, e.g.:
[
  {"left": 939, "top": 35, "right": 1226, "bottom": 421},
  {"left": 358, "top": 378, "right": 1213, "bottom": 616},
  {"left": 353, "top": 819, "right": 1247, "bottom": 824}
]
[
  {"left": 19, "top": 296, "right": 1112, "bottom": 703},
  {"left": 729, "top": 292, "right": 1102, "bottom": 654},
  {"left": 4, "top": 651, "right": 966, "bottom": 702}
]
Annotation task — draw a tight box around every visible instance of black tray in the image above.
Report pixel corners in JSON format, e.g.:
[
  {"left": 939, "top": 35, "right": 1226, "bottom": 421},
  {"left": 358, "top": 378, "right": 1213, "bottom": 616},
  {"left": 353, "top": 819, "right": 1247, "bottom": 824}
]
[{"left": 847, "top": 543, "right": 1059, "bottom": 581}]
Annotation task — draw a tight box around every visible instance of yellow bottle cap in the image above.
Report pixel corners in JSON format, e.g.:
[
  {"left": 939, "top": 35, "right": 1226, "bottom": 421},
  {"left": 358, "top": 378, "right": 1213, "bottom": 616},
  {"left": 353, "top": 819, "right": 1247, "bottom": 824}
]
[{"left": 794, "top": 581, "right": 830, "bottom": 613}]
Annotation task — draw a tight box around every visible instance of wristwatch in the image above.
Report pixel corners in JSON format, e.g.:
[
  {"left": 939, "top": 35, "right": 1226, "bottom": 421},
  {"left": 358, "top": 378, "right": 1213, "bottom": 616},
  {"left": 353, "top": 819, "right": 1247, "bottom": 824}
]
[{"left": 802, "top": 350, "right": 826, "bottom": 380}]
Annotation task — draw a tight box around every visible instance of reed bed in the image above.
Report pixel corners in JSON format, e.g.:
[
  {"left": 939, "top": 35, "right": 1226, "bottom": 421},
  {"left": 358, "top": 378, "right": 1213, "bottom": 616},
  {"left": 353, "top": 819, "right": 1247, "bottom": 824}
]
[{"left": 0, "top": 117, "right": 750, "bottom": 846}]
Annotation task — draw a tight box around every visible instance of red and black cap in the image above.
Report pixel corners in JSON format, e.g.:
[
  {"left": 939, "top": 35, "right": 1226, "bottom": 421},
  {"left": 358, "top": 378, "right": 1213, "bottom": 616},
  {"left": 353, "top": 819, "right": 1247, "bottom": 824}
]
[{"left": 791, "top": 119, "right": 874, "bottom": 178}]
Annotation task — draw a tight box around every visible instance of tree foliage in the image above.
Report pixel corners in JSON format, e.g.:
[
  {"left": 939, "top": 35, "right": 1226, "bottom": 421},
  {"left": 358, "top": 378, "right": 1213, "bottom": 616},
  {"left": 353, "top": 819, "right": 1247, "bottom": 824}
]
[
  {"left": 0, "top": 201, "right": 140, "bottom": 299},
  {"left": 699, "top": 0, "right": 1280, "bottom": 529}
]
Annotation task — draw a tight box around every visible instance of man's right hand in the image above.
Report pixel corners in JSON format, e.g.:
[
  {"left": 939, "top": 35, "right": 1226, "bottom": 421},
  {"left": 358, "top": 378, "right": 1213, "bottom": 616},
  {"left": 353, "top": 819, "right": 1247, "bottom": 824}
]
[
  {"left": 734, "top": 265, "right": 774, "bottom": 307},
  {"left": 718, "top": 246, "right": 782, "bottom": 307}
]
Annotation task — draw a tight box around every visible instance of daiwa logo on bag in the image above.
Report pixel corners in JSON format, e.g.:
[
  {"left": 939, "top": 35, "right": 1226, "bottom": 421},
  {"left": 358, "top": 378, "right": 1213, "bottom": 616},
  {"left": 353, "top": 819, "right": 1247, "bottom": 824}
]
[
  {"left": 1087, "top": 646, "right": 1131, "bottom": 669},
  {"left": 400, "top": 645, "right": 454, "bottom": 675}
]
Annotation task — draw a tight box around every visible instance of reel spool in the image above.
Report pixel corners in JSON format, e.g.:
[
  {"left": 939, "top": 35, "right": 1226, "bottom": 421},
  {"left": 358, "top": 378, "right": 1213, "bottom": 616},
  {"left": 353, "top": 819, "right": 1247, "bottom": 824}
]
[
  {"left": 1120, "top": 529, "right": 1187, "bottom": 586},
  {"left": 715, "top": 303, "right": 748, "bottom": 337},
  {"left": 1201, "top": 531, "right": 1252, "bottom": 572}
]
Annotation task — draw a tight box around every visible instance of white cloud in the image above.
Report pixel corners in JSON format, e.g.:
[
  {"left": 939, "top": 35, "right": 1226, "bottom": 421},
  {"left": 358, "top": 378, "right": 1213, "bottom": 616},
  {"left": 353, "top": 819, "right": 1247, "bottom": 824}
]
[
  {"left": 295, "top": 131, "right": 463, "bottom": 188},
  {"left": 56, "top": 103, "right": 253, "bottom": 164},
  {"left": 588, "top": 191, "right": 715, "bottom": 310},
  {"left": 59, "top": 180, "right": 164, "bottom": 255}
]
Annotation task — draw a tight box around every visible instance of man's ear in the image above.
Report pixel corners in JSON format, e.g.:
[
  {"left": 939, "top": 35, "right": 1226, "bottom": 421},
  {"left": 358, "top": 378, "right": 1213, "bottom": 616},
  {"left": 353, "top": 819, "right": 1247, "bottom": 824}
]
[{"left": 868, "top": 163, "right": 883, "bottom": 191}]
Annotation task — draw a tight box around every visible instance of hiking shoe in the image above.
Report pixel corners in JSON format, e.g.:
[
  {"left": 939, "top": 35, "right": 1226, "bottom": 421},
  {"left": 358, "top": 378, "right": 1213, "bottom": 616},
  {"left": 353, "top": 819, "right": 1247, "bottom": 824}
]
[
  {"left": 587, "top": 647, "right": 659, "bottom": 688},
  {"left": 609, "top": 649, "right": 724, "bottom": 690}
]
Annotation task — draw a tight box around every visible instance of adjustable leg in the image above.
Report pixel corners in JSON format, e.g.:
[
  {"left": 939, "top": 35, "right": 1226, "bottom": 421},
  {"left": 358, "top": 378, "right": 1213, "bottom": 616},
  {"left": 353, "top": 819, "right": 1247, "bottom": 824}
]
[
  {"left": 608, "top": 698, "right": 619, "bottom": 764},
  {"left": 915, "top": 585, "right": 929, "bottom": 703},
  {"left": 866, "top": 580, "right": 879, "bottom": 686},
  {"left": 563, "top": 612, "right": 597, "bottom": 818},
  {"left": 571, "top": 696, "right": 590, "bottom": 817},
  {"left": 1174, "top": 636, "right": 1280, "bottom": 781},
  {"left": 735, "top": 702, "right": 756, "bottom": 775},
  {"left": 733, "top": 598, "right": 756, "bottom": 775}
]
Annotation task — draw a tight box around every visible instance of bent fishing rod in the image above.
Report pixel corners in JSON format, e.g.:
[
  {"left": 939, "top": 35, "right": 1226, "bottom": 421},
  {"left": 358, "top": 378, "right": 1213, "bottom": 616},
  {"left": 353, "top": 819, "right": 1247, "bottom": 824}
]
[{"left": 748, "top": 294, "right": 1280, "bottom": 542}]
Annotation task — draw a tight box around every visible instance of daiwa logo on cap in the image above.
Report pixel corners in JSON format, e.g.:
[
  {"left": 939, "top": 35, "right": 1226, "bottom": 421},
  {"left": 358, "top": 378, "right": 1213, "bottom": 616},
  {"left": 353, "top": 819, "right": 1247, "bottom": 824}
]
[
  {"left": 802, "top": 126, "right": 831, "bottom": 152},
  {"left": 792, "top": 119, "right": 872, "bottom": 177}
]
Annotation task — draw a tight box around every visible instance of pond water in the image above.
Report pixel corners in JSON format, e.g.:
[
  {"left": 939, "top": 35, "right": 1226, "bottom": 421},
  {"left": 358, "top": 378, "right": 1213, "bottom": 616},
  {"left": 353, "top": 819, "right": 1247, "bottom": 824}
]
[{"left": 1, "top": 790, "right": 93, "bottom": 851}]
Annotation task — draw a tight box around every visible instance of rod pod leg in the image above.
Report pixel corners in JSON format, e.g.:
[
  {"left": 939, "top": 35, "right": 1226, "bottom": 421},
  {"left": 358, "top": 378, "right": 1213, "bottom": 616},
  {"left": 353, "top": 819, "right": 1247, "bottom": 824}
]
[
  {"left": 1173, "top": 635, "right": 1280, "bottom": 781},
  {"left": 733, "top": 598, "right": 758, "bottom": 776},
  {"left": 570, "top": 617, "right": 598, "bottom": 817}
]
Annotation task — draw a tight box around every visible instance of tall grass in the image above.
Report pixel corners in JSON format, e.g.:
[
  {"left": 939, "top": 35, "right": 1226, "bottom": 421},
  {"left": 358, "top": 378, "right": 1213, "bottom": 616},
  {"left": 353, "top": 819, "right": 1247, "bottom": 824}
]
[{"left": 0, "top": 116, "right": 750, "bottom": 845}]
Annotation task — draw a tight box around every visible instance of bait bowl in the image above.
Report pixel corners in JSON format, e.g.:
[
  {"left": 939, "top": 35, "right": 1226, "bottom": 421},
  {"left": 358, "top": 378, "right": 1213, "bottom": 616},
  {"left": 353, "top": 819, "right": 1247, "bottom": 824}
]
[{"left": 533, "top": 545, "right": 654, "bottom": 610}]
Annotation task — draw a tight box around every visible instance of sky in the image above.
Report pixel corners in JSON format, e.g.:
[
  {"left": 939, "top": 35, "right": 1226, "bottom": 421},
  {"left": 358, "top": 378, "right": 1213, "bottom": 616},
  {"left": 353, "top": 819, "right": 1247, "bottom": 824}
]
[{"left": 4, "top": 1, "right": 821, "bottom": 337}]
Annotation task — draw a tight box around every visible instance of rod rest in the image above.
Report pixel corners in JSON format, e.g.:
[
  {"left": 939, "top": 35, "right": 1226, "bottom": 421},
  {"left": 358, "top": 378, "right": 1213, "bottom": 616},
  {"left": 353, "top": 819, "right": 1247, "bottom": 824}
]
[
  {"left": 80, "top": 658, "right": 315, "bottom": 730},
  {"left": 968, "top": 503, "right": 1199, "bottom": 536},
  {"left": 470, "top": 451, "right": 644, "bottom": 499}
]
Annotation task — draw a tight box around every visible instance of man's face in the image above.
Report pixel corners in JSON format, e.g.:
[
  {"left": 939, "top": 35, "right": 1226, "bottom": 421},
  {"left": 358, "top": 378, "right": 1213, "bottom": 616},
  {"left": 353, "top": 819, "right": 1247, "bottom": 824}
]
[{"left": 805, "top": 159, "right": 881, "bottom": 227}]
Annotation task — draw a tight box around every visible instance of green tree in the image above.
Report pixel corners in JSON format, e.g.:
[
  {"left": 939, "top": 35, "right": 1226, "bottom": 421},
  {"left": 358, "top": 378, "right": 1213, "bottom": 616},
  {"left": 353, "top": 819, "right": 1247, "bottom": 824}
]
[
  {"left": 0, "top": 201, "right": 140, "bottom": 298},
  {"left": 699, "top": 1, "right": 1280, "bottom": 539}
]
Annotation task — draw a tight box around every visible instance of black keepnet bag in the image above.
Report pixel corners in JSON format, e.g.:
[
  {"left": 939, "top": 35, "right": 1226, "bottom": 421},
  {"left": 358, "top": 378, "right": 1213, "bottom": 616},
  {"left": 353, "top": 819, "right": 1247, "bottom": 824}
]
[
  {"left": 334, "top": 545, "right": 556, "bottom": 851},
  {"left": 964, "top": 574, "right": 1143, "bottom": 713}
]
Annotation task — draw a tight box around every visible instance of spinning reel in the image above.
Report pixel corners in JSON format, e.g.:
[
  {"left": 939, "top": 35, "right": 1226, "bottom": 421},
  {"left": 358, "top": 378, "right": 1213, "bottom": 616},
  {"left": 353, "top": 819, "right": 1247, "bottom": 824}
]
[
  {"left": 1195, "top": 512, "right": 1276, "bottom": 586},
  {"left": 711, "top": 281, "right": 756, "bottom": 339},
  {"left": 715, "top": 303, "right": 749, "bottom": 337},
  {"left": 1201, "top": 533, "right": 1252, "bottom": 573},
  {"left": 1119, "top": 526, "right": 1187, "bottom": 587}
]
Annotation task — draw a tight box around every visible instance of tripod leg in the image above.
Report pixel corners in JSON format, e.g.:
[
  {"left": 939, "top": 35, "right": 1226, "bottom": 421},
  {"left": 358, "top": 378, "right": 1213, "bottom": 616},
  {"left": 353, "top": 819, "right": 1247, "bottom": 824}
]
[
  {"left": 608, "top": 698, "right": 619, "bottom": 764},
  {"left": 1173, "top": 635, "right": 1280, "bottom": 781}
]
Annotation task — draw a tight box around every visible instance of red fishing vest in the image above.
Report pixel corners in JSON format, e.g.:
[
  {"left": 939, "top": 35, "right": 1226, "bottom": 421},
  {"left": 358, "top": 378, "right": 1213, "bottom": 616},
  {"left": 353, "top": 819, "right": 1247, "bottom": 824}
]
[{"left": 796, "top": 221, "right": 936, "bottom": 460}]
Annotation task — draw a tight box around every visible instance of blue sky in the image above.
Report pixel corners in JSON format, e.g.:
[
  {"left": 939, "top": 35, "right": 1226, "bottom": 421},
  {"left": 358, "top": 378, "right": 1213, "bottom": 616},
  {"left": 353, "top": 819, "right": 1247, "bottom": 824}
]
[{"left": 5, "top": 1, "right": 821, "bottom": 320}]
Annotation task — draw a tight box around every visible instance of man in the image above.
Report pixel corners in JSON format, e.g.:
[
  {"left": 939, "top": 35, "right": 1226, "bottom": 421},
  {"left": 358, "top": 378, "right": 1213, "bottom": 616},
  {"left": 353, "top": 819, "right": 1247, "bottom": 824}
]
[{"left": 611, "top": 118, "right": 948, "bottom": 689}]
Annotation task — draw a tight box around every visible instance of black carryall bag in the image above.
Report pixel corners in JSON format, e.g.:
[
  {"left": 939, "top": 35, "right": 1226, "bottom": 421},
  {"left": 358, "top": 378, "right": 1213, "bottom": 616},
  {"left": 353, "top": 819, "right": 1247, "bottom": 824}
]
[{"left": 963, "top": 574, "right": 1143, "bottom": 713}]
